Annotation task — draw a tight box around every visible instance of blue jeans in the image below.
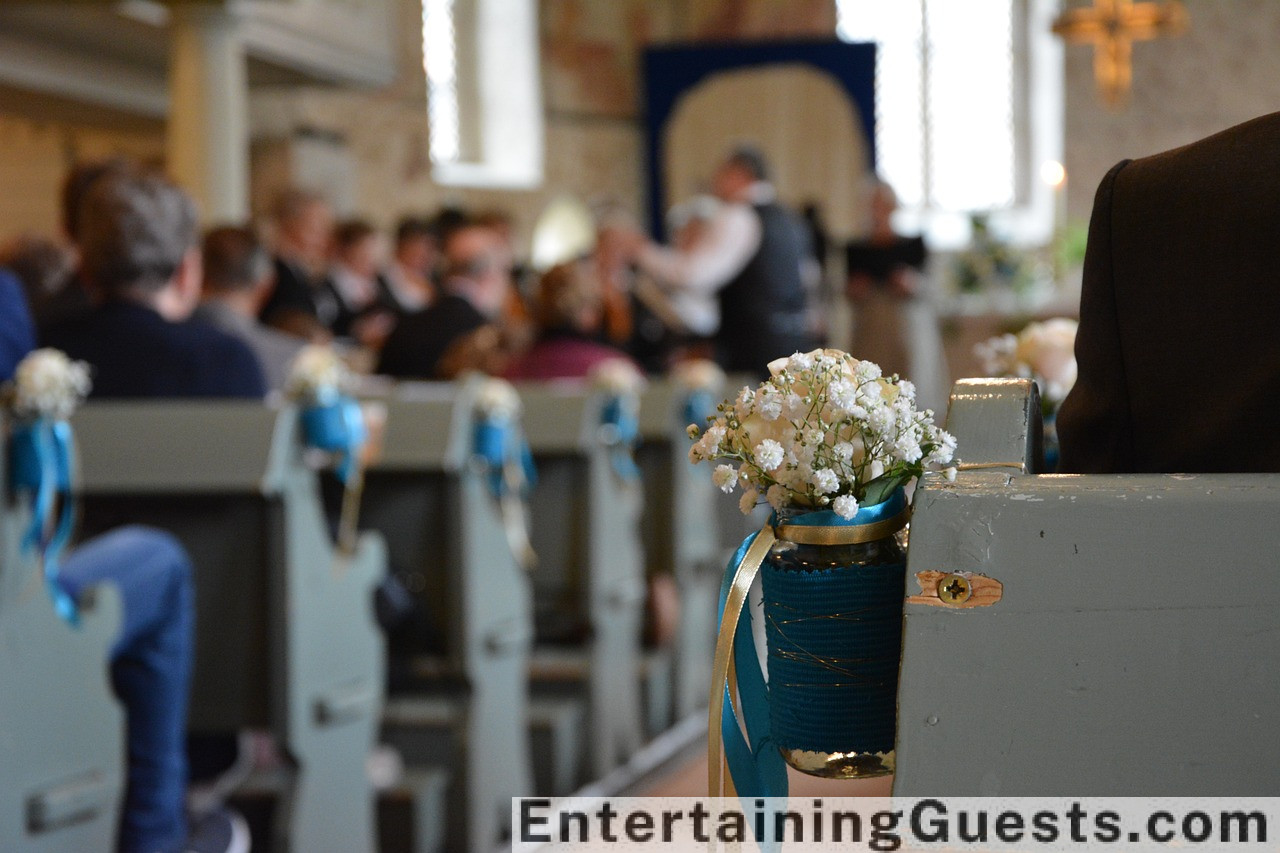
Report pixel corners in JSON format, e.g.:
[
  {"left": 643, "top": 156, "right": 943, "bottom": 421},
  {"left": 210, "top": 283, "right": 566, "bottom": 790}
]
[{"left": 59, "top": 526, "right": 194, "bottom": 853}]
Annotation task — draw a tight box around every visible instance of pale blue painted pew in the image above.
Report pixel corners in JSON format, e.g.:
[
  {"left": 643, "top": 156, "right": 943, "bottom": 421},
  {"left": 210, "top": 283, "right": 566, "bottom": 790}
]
[
  {"left": 636, "top": 378, "right": 723, "bottom": 722},
  {"left": 361, "top": 377, "right": 533, "bottom": 852},
  {"left": 518, "top": 381, "right": 646, "bottom": 783},
  {"left": 897, "top": 379, "right": 1280, "bottom": 794},
  {"left": 0, "top": 416, "right": 124, "bottom": 851},
  {"left": 72, "top": 402, "right": 386, "bottom": 852}
]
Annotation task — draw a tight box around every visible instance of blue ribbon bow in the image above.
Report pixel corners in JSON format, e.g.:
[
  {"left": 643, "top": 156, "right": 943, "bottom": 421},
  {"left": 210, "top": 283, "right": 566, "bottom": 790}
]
[
  {"left": 9, "top": 418, "right": 79, "bottom": 624},
  {"left": 473, "top": 416, "right": 537, "bottom": 498},
  {"left": 300, "top": 394, "right": 367, "bottom": 484},
  {"left": 600, "top": 396, "right": 640, "bottom": 481}
]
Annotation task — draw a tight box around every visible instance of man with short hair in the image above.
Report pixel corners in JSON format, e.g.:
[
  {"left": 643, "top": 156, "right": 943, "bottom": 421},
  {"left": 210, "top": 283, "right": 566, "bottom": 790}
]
[
  {"left": 195, "top": 226, "right": 304, "bottom": 393},
  {"left": 377, "top": 224, "right": 515, "bottom": 378},
  {"left": 43, "top": 169, "right": 266, "bottom": 398},
  {"left": 629, "top": 145, "right": 819, "bottom": 377}
]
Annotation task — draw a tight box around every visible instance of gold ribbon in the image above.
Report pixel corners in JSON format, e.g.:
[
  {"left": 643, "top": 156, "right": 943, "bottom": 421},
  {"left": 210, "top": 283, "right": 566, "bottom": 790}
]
[
  {"left": 707, "top": 506, "right": 910, "bottom": 796},
  {"left": 499, "top": 448, "right": 537, "bottom": 570}
]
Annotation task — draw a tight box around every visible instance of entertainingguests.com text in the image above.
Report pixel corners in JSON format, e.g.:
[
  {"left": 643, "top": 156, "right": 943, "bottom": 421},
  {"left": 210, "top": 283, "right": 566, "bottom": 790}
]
[{"left": 512, "top": 797, "right": 1273, "bottom": 851}]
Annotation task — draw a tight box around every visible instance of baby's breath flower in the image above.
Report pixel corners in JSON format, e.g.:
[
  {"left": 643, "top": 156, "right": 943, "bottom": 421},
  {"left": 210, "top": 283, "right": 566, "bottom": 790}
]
[
  {"left": 739, "top": 487, "right": 759, "bottom": 515},
  {"left": 713, "top": 464, "right": 738, "bottom": 494},
  {"left": 755, "top": 439, "right": 784, "bottom": 471},
  {"left": 833, "top": 494, "right": 859, "bottom": 520}
]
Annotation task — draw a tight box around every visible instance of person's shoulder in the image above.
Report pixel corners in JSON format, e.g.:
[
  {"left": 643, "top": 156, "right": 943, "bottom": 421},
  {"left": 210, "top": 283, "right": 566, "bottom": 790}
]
[{"left": 1121, "top": 111, "right": 1280, "bottom": 187}]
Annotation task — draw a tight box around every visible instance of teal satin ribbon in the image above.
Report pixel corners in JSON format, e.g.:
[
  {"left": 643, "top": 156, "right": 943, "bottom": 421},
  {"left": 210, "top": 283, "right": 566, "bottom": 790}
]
[
  {"left": 300, "top": 394, "right": 367, "bottom": 484},
  {"left": 9, "top": 418, "right": 79, "bottom": 624},
  {"left": 601, "top": 396, "right": 640, "bottom": 480},
  {"left": 473, "top": 417, "right": 537, "bottom": 498},
  {"left": 713, "top": 488, "right": 908, "bottom": 800}
]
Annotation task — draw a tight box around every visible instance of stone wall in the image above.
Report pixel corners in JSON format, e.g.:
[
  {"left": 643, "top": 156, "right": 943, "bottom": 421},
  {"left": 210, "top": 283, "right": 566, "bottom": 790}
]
[{"left": 1062, "top": 0, "right": 1280, "bottom": 223}]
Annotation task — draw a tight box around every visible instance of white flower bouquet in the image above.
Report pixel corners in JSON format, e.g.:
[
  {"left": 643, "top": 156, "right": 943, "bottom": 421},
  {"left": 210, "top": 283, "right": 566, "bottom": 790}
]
[
  {"left": 285, "top": 345, "right": 352, "bottom": 404},
  {"left": 589, "top": 358, "right": 646, "bottom": 395},
  {"left": 474, "top": 377, "right": 521, "bottom": 423},
  {"left": 688, "top": 349, "right": 956, "bottom": 518},
  {"left": 7, "top": 349, "right": 91, "bottom": 421},
  {"left": 670, "top": 358, "right": 725, "bottom": 392},
  {"left": 975, "top": 318, "right": 1078, "bottom": 409}
]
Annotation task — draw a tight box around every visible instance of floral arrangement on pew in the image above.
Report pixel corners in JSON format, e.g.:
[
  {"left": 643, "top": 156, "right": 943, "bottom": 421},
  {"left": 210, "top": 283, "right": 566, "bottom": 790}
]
[
  {"left": 590, "top": 358, "right": 646, "bottom": 481},
  {"left": 286, "top": 346, "right": 368, "bottom": 552},
  {"left": 670, "top": 358, "right": 725, "bottom": 428},
  {"left": 975, "top": 317, "right": 1077, "bottom": 470},
  {"left": 473, "top": 377, "right": 537, "bottom": 568},
  {"left": 689, "top": 348, "right": 956, "bottom": 798},
  {"left": 4, "top": 349, "right": 92, "bottom": 622}
]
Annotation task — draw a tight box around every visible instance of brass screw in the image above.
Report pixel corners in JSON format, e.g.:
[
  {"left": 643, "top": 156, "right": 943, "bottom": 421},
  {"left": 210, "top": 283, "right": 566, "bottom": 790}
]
[{"left": 938, "top": 573, "right": 972, "bottom": 605}]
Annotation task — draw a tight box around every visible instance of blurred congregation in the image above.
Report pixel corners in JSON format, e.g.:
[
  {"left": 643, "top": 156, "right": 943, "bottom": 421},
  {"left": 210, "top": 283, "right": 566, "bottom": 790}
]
[{"left": 4, "top": 0, "right": 1280, "bottom": 852}]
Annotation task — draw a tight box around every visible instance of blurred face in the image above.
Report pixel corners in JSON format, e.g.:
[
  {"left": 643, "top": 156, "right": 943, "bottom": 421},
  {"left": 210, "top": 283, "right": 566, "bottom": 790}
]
[
  {"left": 285, "top": 201, "right": 333, "bottom": 259},
  {"left": 340, "top": 233, "right": 384, "bottom": 278},
  {"left": 712, "top": 162, "right": 752, "bottom": 202},
  {"left": 870, "top": 187, "right": 897, "bottom": 231},
  {"left": 447, "top": 227, "right": 511, "bottom": 318},
  {"left": 396, "top": 235, "right": 436, "bottom": 274}
]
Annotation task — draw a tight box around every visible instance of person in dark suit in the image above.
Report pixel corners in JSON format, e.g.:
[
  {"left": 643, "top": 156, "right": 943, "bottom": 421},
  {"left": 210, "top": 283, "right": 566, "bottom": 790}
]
[
  {"left": 377, "top": 224, "right": 515, "bottom": 379},
  {"left": 259, "top": 188, "right": 337, "bottom": 340},
  {"left": 42, "top": 168, "right": 266, "bottom": 399},
  {"left": 1058, "top": 111, "right": 1280, "bottom": 473}
]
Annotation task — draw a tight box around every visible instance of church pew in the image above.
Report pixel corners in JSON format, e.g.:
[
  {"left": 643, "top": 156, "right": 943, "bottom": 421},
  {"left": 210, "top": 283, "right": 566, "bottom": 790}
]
[
  {"left": 0, "top": 418, "right": 125, "bottom": 851},
  {"left": 71, "top": 402, "right": 387, "bottom": 852},
  {"left": 896, "top": 378, "right": 1280, "bottom": 794},
  {"left": 360, "top": 377, "right": 533, "bottom": 853},
  {"left": 635, "top": 378, "right": 723, "bottom": 722},
  {"left": 517, "top": 381, "right": 647, "bottom": 783}
]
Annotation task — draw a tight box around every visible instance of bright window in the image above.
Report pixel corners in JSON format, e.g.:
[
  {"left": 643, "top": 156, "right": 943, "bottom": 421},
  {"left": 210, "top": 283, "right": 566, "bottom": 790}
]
[
  {"left": 837, "top": 0, "right": 1062, "bottom": 247},
  {"left": 422, "top": 0, "right": 543, "bottom": 188}
]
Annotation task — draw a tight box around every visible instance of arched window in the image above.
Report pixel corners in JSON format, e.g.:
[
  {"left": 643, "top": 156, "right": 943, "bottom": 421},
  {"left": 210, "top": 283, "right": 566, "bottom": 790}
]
[
  {"left": 838, "top": 0, "right": 1062, "bottom": 247},
  {"left": 422, "top": 0, "right": 543, "bottom": 188}
]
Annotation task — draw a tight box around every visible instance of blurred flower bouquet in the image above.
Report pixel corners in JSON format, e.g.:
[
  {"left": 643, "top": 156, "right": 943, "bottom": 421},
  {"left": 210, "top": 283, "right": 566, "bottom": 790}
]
[
  {"left": 954, "top": 213, "right": 1033, "bottom": 297},
  {"left": 7, "top": 348, "right": 91, "bottom": 422},
  {"left": 688, "top": 349, "right": 956, "bottom": 517},
  {"left": 975, "top": 318, "right": 1077, "bottom": 469},
  {"left": 472, "top": 376, "right": 536, "bottom": 568},
  {"left": 975, "top": 318, "right": 1078, "bottom": 411}
]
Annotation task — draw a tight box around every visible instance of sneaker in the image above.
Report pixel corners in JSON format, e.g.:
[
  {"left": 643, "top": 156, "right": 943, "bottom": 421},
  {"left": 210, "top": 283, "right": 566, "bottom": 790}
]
[{"left": 183, "top": 807, "right": 251, "bottom": 853}]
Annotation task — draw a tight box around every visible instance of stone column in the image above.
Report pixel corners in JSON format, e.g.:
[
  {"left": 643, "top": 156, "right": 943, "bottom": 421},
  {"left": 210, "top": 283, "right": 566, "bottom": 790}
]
[{"left": 166, "top": 2, "right": 248, "bottom": 224}]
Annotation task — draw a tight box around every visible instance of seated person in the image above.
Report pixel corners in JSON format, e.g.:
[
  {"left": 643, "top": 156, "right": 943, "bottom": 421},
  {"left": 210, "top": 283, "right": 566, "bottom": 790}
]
[
  {"left": 324, "top": 219, "right": 396, "bottom": 347},
  {"left": 504, "top": 261, "right": 642, "bottom": 381},
  {"left": 377, "top": 224, "right": 517, "bottom": 379},
  {"left": 380, "top": 216, "right": 437, "bottom": 315},
  {"left": 0, "top": 273, "right": 245, "bottom": 853},
  {"left": 1058, "top": 112, "right": 1280, "bottom": 473},
  {"left": 194, "top": 226, "right": 305, "bottom": 394},
  {"left": 42, "top": 167, "right": 266, "bottom": 399}
]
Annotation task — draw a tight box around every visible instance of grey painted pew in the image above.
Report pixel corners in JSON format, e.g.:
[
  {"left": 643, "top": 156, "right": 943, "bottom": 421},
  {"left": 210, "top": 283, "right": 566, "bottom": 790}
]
[
  {"left": 0, "top": 419, "right": 124, "bottom": 851},
  {"left": 896, "top": 378, "right": 1280, "bottom": 794},
  {"left": 361, "top": 377, "right": 533, "bottom": 852},
  {"left": 518, "top": 381, "right": 646, "bottom": 782},
  {"left": 636, "top": 378, "right": 723, "bottom": 721},
  {"left": 72, "top": 402, "right": 386, "bottom": 852}
]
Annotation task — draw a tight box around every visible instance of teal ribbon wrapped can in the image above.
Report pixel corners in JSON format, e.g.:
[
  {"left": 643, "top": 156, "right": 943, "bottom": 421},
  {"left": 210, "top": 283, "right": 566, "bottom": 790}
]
[{"left": 710, "top": 488, "right": 909, "bottom": 797}]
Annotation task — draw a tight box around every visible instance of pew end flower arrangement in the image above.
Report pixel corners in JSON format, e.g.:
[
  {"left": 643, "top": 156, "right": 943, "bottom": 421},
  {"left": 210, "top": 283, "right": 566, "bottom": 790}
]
[
  {"left": 286, "top": 345, "right": 369, "bottom": 553},
  {"left": 975, "top": 317, "right": 1077, "bottom": 469},
  {"left": 4, "top": 348, "right": 92, "bottom": 622},
  {"left": 690, "top": 349, "right": 956, "bottom": 796},
  {"left": 472, "top": 376, "right": 537, "bottom": 569}
]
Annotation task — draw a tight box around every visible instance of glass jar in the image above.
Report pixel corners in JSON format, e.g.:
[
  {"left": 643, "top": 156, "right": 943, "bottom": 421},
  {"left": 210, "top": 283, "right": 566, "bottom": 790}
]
[{"left": 760, "top": 502, "right": 908, "bottom": 779}]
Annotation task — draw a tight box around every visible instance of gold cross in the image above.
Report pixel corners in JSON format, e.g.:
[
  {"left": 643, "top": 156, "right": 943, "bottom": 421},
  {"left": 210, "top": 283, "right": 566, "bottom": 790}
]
[{"left": 1052, "top": 0, "right": 1188, "bottom": 109}]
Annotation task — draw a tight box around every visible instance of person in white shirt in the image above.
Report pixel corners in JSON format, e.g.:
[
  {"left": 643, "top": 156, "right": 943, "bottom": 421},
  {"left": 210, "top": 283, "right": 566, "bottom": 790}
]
[{"left": 625, "top": 145, "right": 819, "bottom": 377}]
